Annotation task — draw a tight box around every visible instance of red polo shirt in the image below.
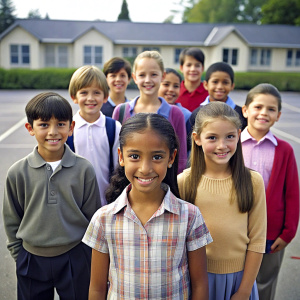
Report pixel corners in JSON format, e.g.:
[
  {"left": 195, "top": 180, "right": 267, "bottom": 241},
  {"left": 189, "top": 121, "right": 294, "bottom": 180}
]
[{"left": 176, "top": 81, "right": 208, "bottom": 112}]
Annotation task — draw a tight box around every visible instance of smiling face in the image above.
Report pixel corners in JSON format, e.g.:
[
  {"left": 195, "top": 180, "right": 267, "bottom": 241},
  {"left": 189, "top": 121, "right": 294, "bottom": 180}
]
[
  {"left": 180, "top": 55, "right": 203, "bottom": 84},
  {"left": 158, "top": 72, "right": 180, "bottom": 104},
  {"left": 25, "top": 117, "right": 74, "bottom": 162},
  {"left": 242, "top": 94, "right": 281, "bottom": 141},
  {"left": 106, "top": 68, "right": 130, "bottom": 96},
  {"left": 204, "top": 71, "right": 234, "bottom": 103},
  {"left": 193, "top": 118, "right": 240, "bottom": 173},
  {"left": 118, "top": 128, "right": 176, "bottom": 199},
  {"left": 72, "top": 81, "right": 108, "bottom": 123},
  {"left": 132, "top": 58, "right": 164, "bottom": 98}
]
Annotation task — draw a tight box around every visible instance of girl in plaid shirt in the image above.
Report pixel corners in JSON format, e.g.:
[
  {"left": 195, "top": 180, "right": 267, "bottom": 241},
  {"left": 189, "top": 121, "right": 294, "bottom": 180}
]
[{"left": 83, "top": 113, "right": 212, "bottom": 299}]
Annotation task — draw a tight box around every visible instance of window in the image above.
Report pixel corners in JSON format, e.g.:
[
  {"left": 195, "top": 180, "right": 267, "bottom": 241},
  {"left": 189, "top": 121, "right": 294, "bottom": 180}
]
[
  {"left": 122, "top": 47, "right": 137, "bottom": 58},
  {"left": 10, "top": 44, "right": 30, "bottom": 65},
  {"left": 174, "top": 48, "right": 184, "bottom": 64},
  {"left": 84, "top": 46, "right": 103, "bottom": 66},
  {"left": 142, "top": 47, "right": 160, "bottom": 52},
  {"left": 222, "top": 48, "right": 238, "bottom": 66},
  {"left": 286, "top": 49, "right": 300, "bottom": 67},
  {"left": 250, "top": 49, "right": 271, "bottom": 66},
  {"left": 45, "top": 45, "right": 68, "bottom": 67}
]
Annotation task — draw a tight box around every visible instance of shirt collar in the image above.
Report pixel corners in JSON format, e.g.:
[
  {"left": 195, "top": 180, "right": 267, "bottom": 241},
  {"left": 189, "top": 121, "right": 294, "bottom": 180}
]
[
  {"left": 73, "top": 110, "right": 105, "bottom": 128},
  {"left": 200, "top": 95, "right": 236, "bottom": 109},
  {"left": 27, "top": 144, "right": 77, "bottom": 169},
  {"left": 241, "top": 127, "right": 278, "bottom": 146},
  {"left": 112, "top": 183, "right": 180, "bottom": 216},
  {"left": 129, "top": 96, "right": 171, "bottom": 118},
  {"left": 107, "top": 96, "right": 129, "bottom": 107}
]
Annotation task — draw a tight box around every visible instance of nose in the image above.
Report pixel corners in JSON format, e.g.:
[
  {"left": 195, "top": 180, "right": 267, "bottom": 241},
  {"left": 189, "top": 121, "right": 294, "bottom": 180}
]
[
  {"left": 217, "top": 139, "right": 227, "bottom": 149},
  {"left": 48, "top": 125, "right": 58, "bottom": 136},
  {"left": 140, "top": 159, "right": 152, "bottom": 174}
]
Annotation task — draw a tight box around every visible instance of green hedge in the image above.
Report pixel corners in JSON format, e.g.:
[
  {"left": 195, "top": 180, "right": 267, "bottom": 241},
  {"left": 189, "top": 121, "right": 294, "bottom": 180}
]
[{"left": 0, "top": 68, "right": 299, "bottom": 91}]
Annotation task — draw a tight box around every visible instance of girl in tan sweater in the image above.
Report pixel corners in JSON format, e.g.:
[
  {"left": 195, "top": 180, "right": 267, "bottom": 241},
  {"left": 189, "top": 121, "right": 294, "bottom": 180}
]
[{"left": 178, "top": 102, "right": 266, "bottom": 300}]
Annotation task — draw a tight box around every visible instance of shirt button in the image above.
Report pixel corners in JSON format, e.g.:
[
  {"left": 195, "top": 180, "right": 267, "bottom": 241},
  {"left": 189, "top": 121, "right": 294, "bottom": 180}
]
[{"left": 47, "top": 166, "right": 51, "bottom": 170}]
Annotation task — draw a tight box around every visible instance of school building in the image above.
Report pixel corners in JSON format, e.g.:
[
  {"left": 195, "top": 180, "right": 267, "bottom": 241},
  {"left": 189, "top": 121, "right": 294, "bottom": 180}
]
[{"left": 0, "top": 18, "right": 299, "bottom": 72}]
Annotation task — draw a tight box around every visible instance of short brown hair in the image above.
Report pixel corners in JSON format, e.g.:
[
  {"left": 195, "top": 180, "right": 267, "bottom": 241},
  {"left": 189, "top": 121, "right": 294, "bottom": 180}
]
[{"left": 69, "top": 65, "right": 109, "bottom": 99}]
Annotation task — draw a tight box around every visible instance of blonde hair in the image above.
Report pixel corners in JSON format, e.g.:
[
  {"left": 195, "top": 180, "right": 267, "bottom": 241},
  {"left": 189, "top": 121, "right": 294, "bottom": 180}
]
[
  {"left": 186, "top": 102, "right": 254, "bottom": 213},
  {"left": 69, "top": 65, "right": 109, "bottom": 99},
  {"left": 133, "top": 51, "right": 164, "bottom": 74}
]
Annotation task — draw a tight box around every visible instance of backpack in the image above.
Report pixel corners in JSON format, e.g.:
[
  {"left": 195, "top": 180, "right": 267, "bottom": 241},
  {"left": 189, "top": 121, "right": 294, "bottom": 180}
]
[{"left": 66, "top": 116, "right": 116, "bottom": 179}]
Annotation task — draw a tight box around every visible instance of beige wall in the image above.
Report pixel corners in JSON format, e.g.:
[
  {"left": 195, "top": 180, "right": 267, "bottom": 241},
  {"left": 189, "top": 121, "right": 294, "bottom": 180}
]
[
  {"left": 73, "top": 29, "right": 113, "bottom": 68},
  {"left": 0, "top": 27, "right": 40, "bottom": 69}
]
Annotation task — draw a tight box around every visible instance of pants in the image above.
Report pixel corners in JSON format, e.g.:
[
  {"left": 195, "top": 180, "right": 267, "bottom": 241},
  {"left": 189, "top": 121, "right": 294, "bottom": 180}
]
[
  {"left": 16, "top": 243, "right": 92, "bottom": 300},
  {"left": 256, "top": 249, "right": 285, "bottom": 300}
]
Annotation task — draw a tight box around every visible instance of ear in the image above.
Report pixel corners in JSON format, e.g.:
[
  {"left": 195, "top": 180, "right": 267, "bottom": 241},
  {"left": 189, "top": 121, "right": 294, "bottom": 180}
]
[
  {"left": 25, "top": 123, "right": 35, "bottom": 136},
  {"left": 103, "top": 96, "right": 108, "bottom": 104},
  {"left": 203, "top": 80, "right": 208, "bottom": 91},
  {"left": 231, "top": 82, "right": 235, "bottom": 91},
  {"left": 118, "top": 148, "right": 125, "bottom": 167},
  {"left": 71, "top": 95, "right": 78, "bottom": 104},
  {"left": 179, "top": 65, "right": 183, "bottom": 72},
  {"left": 192, "top": 131, "right": 202, "bottom": 146},
  {"left": 132, "top": 73, "right": 137, "bottom": 84},
  {"left": 238, "top": 128, "right": 241, "bottom": 140},
  {"left": 161, "top": 71, "right": 166, "bottom": 81},
  {"left": 242, "top": 105, "right": 248, "bottom": 118},
  {"left": 68, "top": 121, "right": 75, "bottom": 136},
  {"left": 168, "top": 149, "right": 177, "bottom": 166},
  {"left": 276, "top": 111, "right": 282, "bottom": 122}
]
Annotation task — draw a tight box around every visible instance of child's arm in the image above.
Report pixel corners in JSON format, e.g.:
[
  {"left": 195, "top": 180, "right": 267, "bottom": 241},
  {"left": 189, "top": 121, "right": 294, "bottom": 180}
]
[
  {"left": 230, "top": 251, "right": 263, "bottom": 300},
  {"left": 188, "top": 247, "right": 209, "bottom": 300},
  {"left": 89, "top": 249, "right": 109, "bottom": 300}
]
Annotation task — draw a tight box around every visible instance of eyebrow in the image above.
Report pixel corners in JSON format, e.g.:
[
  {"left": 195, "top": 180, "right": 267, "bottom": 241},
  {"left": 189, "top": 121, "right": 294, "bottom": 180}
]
[{"left": 125, "top": 149, "right": 167, "bottom": 154}]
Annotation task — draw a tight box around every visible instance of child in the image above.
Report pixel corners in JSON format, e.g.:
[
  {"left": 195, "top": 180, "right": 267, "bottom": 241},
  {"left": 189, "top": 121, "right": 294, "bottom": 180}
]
[
  {"left": 101, "top": 57, "right": 132, "bottom": 117},
  {"left": 2, "top": 92, "right": 101, "bottom": 300},
  {"left": 68, "top": 65, "right": 121, "bottom": 206},
  {"left": 189, "top": 62, "right": 247, "bottom": 132},
  {"left": 83, "top": 113, "right": 212, "bottom": 299},
  {"left": 178, "top": 102, "right": 267, "bottom": 300},
  {"left": 112, "top": 51, "right": 187, "bottom": 173},
  {"left": 241, "top": 83, "right": 299, "bottom": 300},
  {"left": 176, "top": 47, "right": 208, "bottom": 112},
  {"left": 159, "top": 68, "right": 192, "bottom": 139}
]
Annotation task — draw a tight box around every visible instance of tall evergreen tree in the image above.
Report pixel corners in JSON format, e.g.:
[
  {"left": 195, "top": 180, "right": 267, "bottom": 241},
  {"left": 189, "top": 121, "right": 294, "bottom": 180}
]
[
  {"left": 0, "top": 0, "right": 15, "bottom": 33},
  {"left": 118, "top": 0, "right": 131, "bottom": 21}
]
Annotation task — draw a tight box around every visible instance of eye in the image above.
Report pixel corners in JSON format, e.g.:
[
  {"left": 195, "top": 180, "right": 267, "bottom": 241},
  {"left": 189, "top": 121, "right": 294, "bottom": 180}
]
[
  {"left": 129, "top": 154, "right": 139, "bottom": 160},
  {"left": 40, "top": 123, "right": 48, "bottom": 128},
  {"left": 227, "top": 134, "right": 235, "bottom": 139},
  {"left": 58, "top": 122, "right": 67, "bottom": 127},
  {"left": 207, "top": 136, "right": 216, "bottom": 140},
  {"left": 153, "top": 155, "right": 162, "bottom": 160},
  {"left": 162, "top": 83, "right": 169, "bottom": 87}
]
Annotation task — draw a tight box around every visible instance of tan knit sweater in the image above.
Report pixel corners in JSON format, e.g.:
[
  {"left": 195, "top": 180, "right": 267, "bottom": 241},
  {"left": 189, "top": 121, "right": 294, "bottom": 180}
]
[{"left": 178, "top": 169, "right": 266, "bottom": 274}]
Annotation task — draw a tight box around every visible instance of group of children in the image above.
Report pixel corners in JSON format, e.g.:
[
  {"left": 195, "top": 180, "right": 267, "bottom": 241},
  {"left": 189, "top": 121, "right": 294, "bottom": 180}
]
[{"left": 2, "top": 46, "right": 299, "bottom": 300}]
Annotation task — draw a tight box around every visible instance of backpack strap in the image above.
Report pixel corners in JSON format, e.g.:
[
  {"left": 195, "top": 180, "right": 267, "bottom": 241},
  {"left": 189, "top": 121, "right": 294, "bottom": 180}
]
[
  {"left": 66, "top": 134, "right": 75, "bottom": 152},
  {"left": 118, "top": 103, "right": 127, "bottom": 124},
  {"left": 105, "top": 116, "right": 116, "bottom": 178}
]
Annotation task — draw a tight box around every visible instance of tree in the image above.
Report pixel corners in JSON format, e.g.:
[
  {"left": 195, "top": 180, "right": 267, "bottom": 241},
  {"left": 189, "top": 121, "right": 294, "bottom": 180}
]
[
  {"left": 238, "top": 0, "right": 266, "bottom": 23},
  {"left": 0, "top": 0, "right": 15, "bottom": 33},
  {"left": 118, "top": 0, "right": 131, "bottom": 21},
  {"left": 261, "top": 0, "right": 300, "bottom": 25},
  {"left": 28, "top": 9, "right": 42, "bottom": 19}
]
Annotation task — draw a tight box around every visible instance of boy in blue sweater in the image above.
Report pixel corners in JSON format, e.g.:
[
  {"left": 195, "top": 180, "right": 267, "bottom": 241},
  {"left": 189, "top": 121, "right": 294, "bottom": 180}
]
[{"left": 3, "top": 92, "right": 100, "bottom": 300}]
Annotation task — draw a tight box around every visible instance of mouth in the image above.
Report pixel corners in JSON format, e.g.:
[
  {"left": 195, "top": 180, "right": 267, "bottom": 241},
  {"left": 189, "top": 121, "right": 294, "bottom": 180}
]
[
  {"left": 135, "top": 176, "right": 157, "bottom": 184},
  {"left": 214, "top": 152, "right": 229, "bottom": 158},
  {"left": 46, "top": 139, "right": 61, "bottom": 143},
  {"left": 256, "top": 118, "right": 268, "bottom": 123}
]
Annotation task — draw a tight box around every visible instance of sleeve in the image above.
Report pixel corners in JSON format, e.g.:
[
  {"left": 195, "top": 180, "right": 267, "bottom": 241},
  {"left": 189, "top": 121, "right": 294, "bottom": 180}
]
[
  {"left": 112, "top": 103, "right": 121, "bottom": 121},
  {"left": 247, "top": 171, "right": 267, "bottom": 254},
  {"left": 113, "top": 120, "right": 122, "bottom": 169},
  {"left": 280, "top": 146, "right": 299, "bottom": 243},
  {"left": 82, "top": 209, "right": 109, "bottom": 253},
  {"left": 2, "top": 171, "right": 23, "bottom": 261},
  {"left": 170, "top": 106, "right": 187, "bottom": 173},
  {"left": 186, "top": 204, "right": 213, "bottom": 252},
  {"left": 81, "top": 164, "right": 102, "bottom": 220}
]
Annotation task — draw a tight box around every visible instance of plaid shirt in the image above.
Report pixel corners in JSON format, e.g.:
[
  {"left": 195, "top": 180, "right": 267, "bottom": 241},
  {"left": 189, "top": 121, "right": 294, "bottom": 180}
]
[{"left": 83, "top": 184, "right": 212, "bottom": 299}]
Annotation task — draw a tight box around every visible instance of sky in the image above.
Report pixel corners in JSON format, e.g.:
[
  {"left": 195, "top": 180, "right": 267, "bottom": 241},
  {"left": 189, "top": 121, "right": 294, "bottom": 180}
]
[{"left": 12, "top": 0, "right": 185, "bottom": 23}]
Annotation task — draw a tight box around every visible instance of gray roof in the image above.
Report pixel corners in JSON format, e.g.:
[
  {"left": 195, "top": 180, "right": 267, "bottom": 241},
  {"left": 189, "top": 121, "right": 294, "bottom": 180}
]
[{"left": 1, "top": 19, "right": 300, "bottom": 48}]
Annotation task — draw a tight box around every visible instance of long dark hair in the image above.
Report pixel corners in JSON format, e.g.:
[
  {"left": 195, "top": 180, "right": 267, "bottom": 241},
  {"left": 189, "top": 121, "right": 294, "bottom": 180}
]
[
  {"left": 106, "top": 113, "right": 180, "bottom": 203},
  {"left": 186, "top": 102, "right": 254, "bottom": 213}
]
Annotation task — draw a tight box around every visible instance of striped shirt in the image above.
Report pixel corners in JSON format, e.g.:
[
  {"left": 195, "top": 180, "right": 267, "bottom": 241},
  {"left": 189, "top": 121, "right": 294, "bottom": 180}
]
[{"left": 83, "top": 184, "right": 212, "bottom": 299}]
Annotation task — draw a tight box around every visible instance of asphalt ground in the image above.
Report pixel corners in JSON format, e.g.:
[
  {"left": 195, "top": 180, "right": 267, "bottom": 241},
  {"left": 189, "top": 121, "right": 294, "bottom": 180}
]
[{"left": 0, "top": 89, "right": 299, "bottom": 299}]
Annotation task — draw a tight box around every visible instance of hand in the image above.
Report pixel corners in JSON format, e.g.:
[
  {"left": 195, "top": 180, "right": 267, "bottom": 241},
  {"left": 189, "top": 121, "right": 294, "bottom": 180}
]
[
  {"left": 230, "top": 290, "right": 250, "bottom": 300},
  {"left": 271, "top": 237, "right": 288, "bottom": 253}
]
